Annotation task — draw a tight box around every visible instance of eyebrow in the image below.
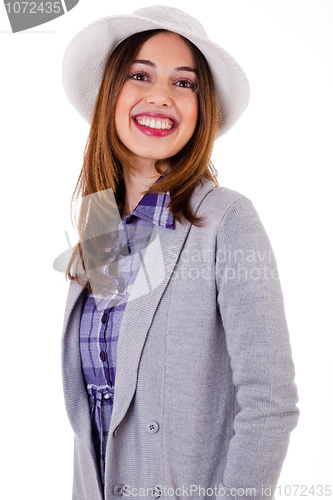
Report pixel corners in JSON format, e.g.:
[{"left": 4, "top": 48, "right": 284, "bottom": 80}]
[{"left": 132, "top": 59, "right": 197, "bottom": 74}]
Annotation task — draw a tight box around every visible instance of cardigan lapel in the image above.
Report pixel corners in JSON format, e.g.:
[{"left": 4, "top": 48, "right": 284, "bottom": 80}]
[
  {"left": 109, "top": 178, "right": 215, "bottom": 434},
  {"left": 61, "top": 178, "right": 215, "bottom": 444}
]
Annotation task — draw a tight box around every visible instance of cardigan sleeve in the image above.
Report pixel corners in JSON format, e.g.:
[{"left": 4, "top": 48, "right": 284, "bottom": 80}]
[{"left": 215, "top": 196, "right": 300, "bottom": 500}]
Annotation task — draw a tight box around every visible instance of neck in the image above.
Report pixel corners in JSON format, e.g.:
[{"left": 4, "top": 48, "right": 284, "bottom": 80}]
[{"left": 122, "top": 161, "right": 167, "bottom": 217}]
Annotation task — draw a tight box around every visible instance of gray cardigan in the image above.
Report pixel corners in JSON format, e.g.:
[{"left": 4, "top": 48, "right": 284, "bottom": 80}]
[{"left": 61, "top": 178, "right": 299, "bottom": 500}]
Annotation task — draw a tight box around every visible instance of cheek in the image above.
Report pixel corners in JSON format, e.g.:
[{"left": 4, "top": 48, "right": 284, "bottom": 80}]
[
  {"left": 193, "top": 105, "right": 199, "bottom": 128},
  {"left": 115, "top": 93, "right": 127, "bottom": 124},
  {"left": 117, "top": 82, "right": 142, "bottom": 111},
  {"left": 184, "top": 97, "right": 199, "bottom": 132},
  {"left": 115, "top": 85, "right": 133, "bottom": 120}
]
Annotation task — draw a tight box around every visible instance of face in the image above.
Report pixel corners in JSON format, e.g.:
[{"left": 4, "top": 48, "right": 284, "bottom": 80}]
[{"left": 115, "top": 31, "right": 199, "bottom": 168}]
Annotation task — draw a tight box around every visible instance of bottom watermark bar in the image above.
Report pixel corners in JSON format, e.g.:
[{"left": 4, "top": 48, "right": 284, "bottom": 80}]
[
  {"left": 123, "top": 484, "right": 266, "bottom": 497},
  {"left": 121, "top": 484, "right": 332, "bottom": 498}
]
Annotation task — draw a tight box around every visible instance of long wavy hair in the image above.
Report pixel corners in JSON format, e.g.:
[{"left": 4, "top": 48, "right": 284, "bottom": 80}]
[{"left": 66, "top": 29, "right": 219, "bottom": 293}]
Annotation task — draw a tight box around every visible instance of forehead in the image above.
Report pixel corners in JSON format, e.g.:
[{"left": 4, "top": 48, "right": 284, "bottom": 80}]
[{"left": 135, "top": 31, "right": 196, "bottom": 66}]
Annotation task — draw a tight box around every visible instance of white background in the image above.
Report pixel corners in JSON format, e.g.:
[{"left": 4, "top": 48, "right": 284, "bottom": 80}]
[{"left": 0, "top": 0, "right": 332, "bottom": 498}]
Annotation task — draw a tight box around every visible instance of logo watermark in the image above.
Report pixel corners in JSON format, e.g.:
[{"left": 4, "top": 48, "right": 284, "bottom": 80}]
[{"left": 53, "top": 188, "right": 165, "bottom": 310}]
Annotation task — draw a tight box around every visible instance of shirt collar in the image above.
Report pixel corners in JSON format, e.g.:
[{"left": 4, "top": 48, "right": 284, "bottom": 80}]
[{"left": 125, "top": 174, "right": 174, "bottom": 230}]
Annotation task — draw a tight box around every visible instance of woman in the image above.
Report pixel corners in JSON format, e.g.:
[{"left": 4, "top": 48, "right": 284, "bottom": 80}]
[{"left": 61, "top": 6, "right": 299, "bottom": 500}]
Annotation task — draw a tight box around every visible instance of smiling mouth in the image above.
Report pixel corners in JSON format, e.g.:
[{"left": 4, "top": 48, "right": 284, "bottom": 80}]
[{"left": 134, "top": 116, "right": 174, "bottom": 130}]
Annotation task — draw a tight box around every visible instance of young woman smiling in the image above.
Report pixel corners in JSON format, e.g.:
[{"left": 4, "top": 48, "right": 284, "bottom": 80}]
[{"left": 61, "top": 6, "right": 299, "bottom": 500}]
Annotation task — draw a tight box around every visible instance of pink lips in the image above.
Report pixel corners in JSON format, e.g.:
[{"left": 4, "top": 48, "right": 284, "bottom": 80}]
[{"left": 132, "top": 112, "right": 178, "bottom": 138}]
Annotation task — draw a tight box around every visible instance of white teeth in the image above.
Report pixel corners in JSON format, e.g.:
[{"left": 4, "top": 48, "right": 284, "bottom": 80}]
[{"left": 136, "top": 117, "right": 173, "bottom": 130}]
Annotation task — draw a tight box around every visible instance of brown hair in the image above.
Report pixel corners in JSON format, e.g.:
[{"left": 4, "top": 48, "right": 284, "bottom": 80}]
[{"left": 66, "top": 29, "right": 219, "bottom": 292}]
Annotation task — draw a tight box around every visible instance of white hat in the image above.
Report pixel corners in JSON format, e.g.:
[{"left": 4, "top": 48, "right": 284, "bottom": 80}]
[{"left": 62, "top": 5, "right": 250, "bottom": 138}]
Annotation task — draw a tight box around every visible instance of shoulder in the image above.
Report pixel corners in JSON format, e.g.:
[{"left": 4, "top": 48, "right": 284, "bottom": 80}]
[
  {"left": 194, "top": 181, "right": 271, "bottom": 252},
  {"left": 198, "top": 180, "right": 258, "bottom": 226}
]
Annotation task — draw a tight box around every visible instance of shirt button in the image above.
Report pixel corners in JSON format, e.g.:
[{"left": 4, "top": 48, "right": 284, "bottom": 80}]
[
  {"left": 150, "top": 485, "right": 162, "bottom": 498},
  {"left": 101, "top": 312, "right": 108, "bottom": 324},
  {"left": 147, "top": 420, "right": 159, "bottom": 434},
  {"left": 114, "top": 484, "right": 125, "bottom": 497},
  {"left": 99, "top": 350, "right": 106, "bottom": 362}
]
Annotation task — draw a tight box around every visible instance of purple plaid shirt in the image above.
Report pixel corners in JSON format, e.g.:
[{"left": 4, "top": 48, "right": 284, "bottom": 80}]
[{"left": 79, "top": 178, "right": 174, "bottom": 487}]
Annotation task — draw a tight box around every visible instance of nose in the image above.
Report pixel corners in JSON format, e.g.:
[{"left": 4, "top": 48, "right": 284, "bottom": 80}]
[{"left": 145, "top": 80, "right": 172, "bottom": 107}]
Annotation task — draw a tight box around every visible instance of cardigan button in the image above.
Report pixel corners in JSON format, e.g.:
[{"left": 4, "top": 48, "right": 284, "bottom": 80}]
[
  {"left": 147, "top": 420, "right": 159, "bottom": 434},
  {"left": 114, "top": 484, "right": 125, "bottom": 496},
  {"left": 120, "top": 245, "right": 129, "bottom": 256}
]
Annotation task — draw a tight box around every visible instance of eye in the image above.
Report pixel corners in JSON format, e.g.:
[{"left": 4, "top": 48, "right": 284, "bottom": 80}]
[
  {"left": 175, "top": 78, "right": 197, "bottom": 91},
  {"left": 128, "top": 71, "right": 150, "bottom": 81}
]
